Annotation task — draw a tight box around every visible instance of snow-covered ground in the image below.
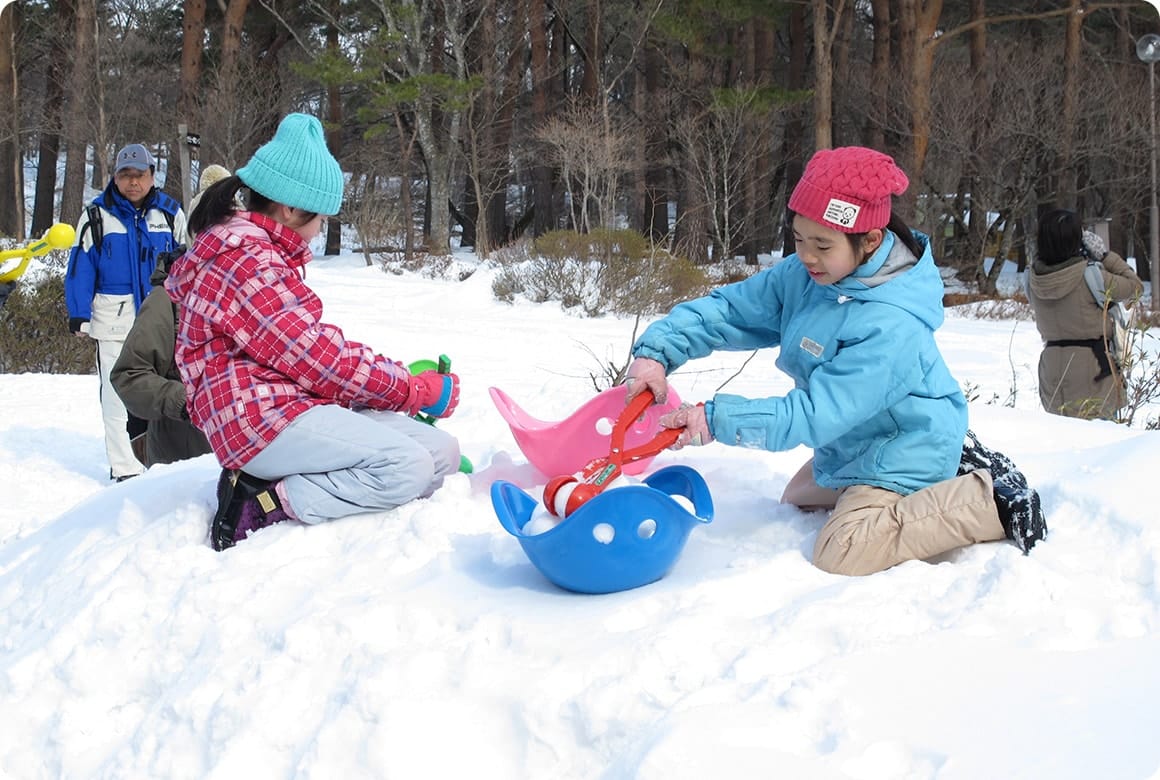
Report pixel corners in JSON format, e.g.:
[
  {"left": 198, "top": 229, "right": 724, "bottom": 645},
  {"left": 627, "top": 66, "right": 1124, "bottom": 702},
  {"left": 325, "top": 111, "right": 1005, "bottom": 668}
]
[{"left": 2, "top": 250, "right": 1159, "bottom": 779}]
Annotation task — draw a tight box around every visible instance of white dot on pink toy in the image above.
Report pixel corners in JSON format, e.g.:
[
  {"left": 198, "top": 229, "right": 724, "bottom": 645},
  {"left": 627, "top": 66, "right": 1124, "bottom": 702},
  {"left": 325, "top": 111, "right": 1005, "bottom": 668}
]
[{"left": 594, "top": 417, "right": 614, "bottom": 436}]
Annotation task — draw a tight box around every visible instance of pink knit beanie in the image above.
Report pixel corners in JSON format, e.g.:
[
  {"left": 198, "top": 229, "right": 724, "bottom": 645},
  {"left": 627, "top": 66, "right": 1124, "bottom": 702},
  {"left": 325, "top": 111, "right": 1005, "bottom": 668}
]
[{"left": 788, "top": 147, "right": 909, "bottom": 233}]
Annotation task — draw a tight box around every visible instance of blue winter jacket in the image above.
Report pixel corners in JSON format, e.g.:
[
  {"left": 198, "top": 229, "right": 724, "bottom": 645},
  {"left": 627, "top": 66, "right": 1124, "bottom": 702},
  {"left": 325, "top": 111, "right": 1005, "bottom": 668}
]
[
  {"left": 65, "top": 180, "right": 185, "bottom": 329},
  {"left": 633, "top": 230, "right": 967, "bottom": 495}
]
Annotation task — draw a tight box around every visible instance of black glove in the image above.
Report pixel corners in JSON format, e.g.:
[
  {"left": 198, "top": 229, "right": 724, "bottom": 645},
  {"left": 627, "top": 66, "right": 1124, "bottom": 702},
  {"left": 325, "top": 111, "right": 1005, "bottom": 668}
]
[
  {"left": 69, "top": 317, "right": 88, "bottom": 334},
  {"left": 157, "top": 244, "right": 187, "bottom": 274},
  {"left": 0, "top": 281, "right": 12, "bottom": 309}
]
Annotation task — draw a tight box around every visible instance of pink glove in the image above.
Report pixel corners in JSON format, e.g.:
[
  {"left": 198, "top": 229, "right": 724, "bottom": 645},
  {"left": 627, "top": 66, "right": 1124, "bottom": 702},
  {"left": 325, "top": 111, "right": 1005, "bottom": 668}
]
[
  {"left": 403, "top": 370, "right": 461, "bottom": 418},
  {"left": 659, "top": 403, "right": 712, "bottom": 450},
  {"left": 624, "top": 357, "right": 669, "bottom": 405}
]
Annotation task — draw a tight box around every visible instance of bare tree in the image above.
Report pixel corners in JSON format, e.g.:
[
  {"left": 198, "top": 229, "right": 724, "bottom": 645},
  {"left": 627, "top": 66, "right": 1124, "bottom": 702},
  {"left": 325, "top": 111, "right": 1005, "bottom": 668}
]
[
  {"left": 676, "top": 90, "right": 777, "bottom": 261},
  {"left": 536, "top": 102, "right": 633, "bottom": 234},
  {"left": 356, "top": 0, "right": 484, "bottom": 253}
]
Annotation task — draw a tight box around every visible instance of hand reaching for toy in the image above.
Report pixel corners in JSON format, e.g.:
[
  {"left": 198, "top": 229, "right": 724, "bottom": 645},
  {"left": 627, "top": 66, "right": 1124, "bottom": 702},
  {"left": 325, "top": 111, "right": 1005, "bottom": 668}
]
[
  {"left": 404, "top": 370, "right": 461, "bottom": 418},
  {"left": 659, "top": 402, "right": 712, "bottom": 450},
  {"left": 623, "top": 357, "right": 669, "bottom": 405}
]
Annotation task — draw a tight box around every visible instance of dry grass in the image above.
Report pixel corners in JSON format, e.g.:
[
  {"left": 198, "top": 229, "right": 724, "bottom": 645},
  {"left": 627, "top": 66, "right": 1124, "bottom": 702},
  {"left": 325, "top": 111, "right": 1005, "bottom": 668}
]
[{"left": 943, "top": 292, "right": 1035, "bottom": 322}]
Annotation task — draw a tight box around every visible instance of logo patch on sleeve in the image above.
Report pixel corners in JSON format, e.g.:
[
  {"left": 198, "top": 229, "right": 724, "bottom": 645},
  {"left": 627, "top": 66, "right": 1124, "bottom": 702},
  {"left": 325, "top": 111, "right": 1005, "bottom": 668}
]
[
  {"left": 800, "top": 336, "right": 824, "bottom": 357},
  {"left": 822, "top": 198, "right": 861, "bottom": 229}
]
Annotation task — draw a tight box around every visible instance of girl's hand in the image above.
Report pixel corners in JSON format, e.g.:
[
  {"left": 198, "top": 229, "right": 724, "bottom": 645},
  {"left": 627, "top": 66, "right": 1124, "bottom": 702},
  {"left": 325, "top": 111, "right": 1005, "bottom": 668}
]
[
  {"left": 623, "top": 357, "right": 668, "bottom": 404},
  {"left": 404, "top": 371, "right": 460, "bottom": 418},
  {"left": 659, "top": 403, "right": 712, "bottom": 449}
]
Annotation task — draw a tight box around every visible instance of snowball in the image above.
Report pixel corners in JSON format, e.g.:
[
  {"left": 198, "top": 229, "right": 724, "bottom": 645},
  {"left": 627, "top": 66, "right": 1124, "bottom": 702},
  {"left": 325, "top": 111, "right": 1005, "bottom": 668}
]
[
  {"left": 523, "top": 505, "right": 563, "bottom": 536},
  {"left": 603, "top": 474, "right": 640, "bottom": 492},
  {"left": 552, "top": 481, "right": 579, "bottom": 518}
]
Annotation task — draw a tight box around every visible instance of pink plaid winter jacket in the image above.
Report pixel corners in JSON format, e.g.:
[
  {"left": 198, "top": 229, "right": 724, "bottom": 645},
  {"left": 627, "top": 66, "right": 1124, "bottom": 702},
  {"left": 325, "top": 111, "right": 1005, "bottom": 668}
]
[{"left": 165, "top": 212, "right": 413, "bottom": 468}]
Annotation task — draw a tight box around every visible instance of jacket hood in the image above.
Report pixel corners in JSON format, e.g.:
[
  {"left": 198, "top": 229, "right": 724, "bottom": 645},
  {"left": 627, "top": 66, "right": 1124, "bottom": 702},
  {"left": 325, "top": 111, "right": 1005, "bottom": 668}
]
[
  {"left": 831, "top": 229, "right": 944, "bottom": 330},
  {"left": 1030, "top": 254, "right": 1086, "bottom": 301},
  {"left": 166, "top": 212, "right": 310, "bottom": 304}
]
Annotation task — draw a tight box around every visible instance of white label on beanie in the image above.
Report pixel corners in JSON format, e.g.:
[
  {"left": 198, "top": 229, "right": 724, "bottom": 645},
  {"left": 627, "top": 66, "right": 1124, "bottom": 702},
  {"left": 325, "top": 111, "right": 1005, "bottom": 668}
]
[{"left": 823, "top": 198, "right": 860, "bottom": 228}]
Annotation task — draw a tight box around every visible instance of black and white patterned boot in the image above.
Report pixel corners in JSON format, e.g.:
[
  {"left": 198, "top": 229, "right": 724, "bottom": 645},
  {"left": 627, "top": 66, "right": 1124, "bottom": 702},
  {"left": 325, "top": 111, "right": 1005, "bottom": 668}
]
[{"left": 958, "top": 430, "right": 1047, "bottom": 554}]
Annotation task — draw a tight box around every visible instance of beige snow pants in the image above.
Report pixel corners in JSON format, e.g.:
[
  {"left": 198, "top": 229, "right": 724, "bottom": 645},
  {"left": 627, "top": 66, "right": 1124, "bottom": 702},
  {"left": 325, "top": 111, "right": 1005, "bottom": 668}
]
[{"left": 782, "top": 458, "right": 1006, "bottom": 576}]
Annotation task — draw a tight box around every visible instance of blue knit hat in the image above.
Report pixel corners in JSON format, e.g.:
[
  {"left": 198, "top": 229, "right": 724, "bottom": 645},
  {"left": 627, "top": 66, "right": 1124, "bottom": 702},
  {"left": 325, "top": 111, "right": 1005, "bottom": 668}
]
[{"left": 237, "top": 113, "right": 343, "bottom": 216}]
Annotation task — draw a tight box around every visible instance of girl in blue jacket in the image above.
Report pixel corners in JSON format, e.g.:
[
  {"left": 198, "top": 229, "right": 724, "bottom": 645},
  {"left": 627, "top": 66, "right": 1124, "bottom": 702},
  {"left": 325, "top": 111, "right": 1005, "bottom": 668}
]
[{"left": 625, "top": 146, "right": 1046, "bottom": 575}]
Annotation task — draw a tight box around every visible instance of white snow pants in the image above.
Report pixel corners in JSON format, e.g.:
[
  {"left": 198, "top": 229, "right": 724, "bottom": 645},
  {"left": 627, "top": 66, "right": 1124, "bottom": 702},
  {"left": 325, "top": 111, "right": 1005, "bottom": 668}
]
[{"left": 90, "top": 293, "right": 144, "bottom": 480}]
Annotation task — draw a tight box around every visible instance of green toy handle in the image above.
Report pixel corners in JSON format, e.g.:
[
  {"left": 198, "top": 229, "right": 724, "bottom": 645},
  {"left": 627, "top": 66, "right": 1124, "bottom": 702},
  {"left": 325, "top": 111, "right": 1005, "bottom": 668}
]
[{"left": 407, "top": 354, "right": 473, "bottom": 474}]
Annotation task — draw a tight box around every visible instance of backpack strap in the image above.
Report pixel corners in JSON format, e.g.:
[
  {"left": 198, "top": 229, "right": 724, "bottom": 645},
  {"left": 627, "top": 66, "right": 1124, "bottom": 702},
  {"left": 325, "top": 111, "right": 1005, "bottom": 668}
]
[
  {"left": 1083, "top": 260, "right": 1129, "bottom": 325},
  {"left": 1082, "top": 259, "right": 1105, "bottom": 308},
  {"left": 79, "top": 204, "right": 104, "bottom": 254}
]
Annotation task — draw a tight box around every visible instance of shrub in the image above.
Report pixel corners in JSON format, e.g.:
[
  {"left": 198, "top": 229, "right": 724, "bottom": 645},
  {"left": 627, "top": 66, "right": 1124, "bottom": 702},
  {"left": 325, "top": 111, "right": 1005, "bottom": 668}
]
[
  {"left": 0, "top": 273, "right": 93, "bottom": 374},
  {"left": 492, "top": 229, "right": 710, "bottom": 317}
]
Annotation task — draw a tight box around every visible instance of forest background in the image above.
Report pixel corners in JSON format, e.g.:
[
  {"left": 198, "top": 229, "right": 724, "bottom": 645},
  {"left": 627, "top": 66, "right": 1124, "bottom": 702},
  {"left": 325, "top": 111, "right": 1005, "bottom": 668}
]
[{"left": 1, "top": 0, "right": 1159, "bottom": 296}]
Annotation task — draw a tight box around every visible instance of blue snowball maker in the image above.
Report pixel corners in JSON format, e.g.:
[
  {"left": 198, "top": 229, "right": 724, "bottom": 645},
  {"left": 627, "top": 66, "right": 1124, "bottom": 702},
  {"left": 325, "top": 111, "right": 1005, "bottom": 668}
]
[{"left": 491, "top": 465, "right": 714, "bottom": 594}]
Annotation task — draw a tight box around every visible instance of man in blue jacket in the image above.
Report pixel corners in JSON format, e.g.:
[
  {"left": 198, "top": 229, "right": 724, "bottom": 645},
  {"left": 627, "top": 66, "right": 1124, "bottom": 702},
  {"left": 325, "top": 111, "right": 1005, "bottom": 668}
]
[{"left": 66, "top": 143, "right": 188, "bottom": 481}]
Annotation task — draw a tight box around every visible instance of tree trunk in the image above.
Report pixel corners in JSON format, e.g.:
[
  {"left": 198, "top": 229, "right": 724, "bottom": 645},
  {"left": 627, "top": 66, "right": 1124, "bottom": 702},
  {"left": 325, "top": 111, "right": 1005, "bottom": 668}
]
[
  {"left": 864, "top": 0, "right": 890, "bottom": 149},
  {"left": 177, "top": 0, "right": 206, "bottom": 206},
  {"left": 325, "top": 12, "right": 342, "bottom": 257},
  {"left": 676, "top": 49, "right": 710, "bottom": 264},
  {"left": 485, "top": 1, "right": 524, "bottom": 250},
  {"left": 752, "top": 17, "right": 776, "bottom": 258},
  {"left": 778, "top": 2, "right": 808, "bottom": 254},
  {"left": 1056, "top": 0, "right": 1083, "bottom": 207},
  {"left": 61, "top": 0, "right": 97, "bottom": 226},
  {"left": 643, "top": 39, "right": 668, "bottom": 241},
  {"left": 529, "top": 0, "right": 555, "bottom": 237},
  {"left": 0, "top": 3, "right": 21, "bottom": 237},
  {"left": 964, "top": 0, "right": 989, "bottom": 283},
  {"left": 90, "top": 5, "right": 106, "bottom": 192},
  {"left": 812, "top": 0, "right": 835, "bottom": 150},
  {"left": 902, "top": 0, "right": 943, "bottom": 201},
  {"left": 581, "top": 0, "right": 600, "bottom": 101},
  {"left": 395, "top": 111, "right": 416, "bottom": 265},
  {"left": 31, "top": 0, "right": 70, "bottom": 234},
  {"left": 220, "top": 0, "right": 249, "bottom": 77},
  {"left": 416, "top": 109, "right": 452, "bottom": 251}
]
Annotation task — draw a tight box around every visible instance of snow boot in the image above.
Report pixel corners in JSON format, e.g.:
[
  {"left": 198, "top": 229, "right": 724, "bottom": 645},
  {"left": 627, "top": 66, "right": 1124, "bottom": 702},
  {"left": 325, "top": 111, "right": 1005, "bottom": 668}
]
[
  {"left": 957, "top": 430, "right": 1047, "bottom": 554},
  {"left": 210, "top": 469, "right": 291, "bottom": 551}
]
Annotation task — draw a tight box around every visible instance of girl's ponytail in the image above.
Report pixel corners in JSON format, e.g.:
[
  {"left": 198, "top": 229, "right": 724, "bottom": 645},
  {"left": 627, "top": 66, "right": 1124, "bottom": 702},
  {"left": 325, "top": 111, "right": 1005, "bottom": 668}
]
[{"left": 188, "top": 175, "right": 246, "bottom": 236}]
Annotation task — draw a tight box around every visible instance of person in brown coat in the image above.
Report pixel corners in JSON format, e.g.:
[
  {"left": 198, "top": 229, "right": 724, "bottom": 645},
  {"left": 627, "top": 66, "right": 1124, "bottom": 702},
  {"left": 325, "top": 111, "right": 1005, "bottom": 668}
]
[
  {"left": 108, "top": 165, "right": 231, "bottom": 468},
  {"left": 110, "top": 252, "right": 211, "bottom": 466},
  {"left": 1027, "top": 209, "right": 1143, "bottom": 420}
]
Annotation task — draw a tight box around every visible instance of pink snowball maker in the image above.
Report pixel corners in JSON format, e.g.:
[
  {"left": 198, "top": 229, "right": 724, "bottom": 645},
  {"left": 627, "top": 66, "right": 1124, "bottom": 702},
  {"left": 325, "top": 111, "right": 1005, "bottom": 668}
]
[{"left": 488, "top": 383, "right": 683, "bottom": 479}]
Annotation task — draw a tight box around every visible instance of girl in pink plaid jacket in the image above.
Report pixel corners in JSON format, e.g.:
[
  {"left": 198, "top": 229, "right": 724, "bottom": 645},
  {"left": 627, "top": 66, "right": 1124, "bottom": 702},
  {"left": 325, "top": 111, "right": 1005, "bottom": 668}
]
[{"left": 166, "top": 114, "right": 461, "bottom": 550}]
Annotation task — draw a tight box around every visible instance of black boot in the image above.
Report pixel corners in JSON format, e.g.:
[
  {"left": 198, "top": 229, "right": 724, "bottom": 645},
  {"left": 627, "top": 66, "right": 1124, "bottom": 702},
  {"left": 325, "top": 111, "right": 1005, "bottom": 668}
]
[
  {"left": 958, "top": 430, "right": 1047, "bottom": 554},
  {"left": 210, "top": 469, "right": 288, "bottom": 551}
]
